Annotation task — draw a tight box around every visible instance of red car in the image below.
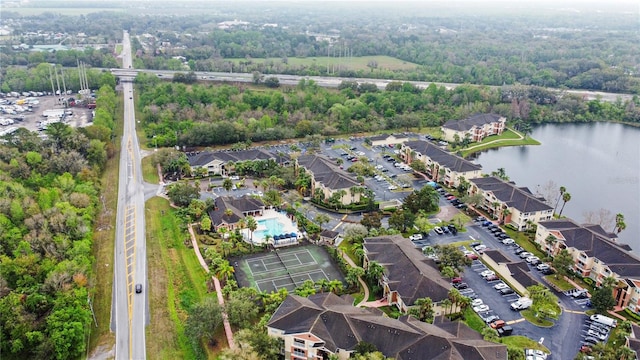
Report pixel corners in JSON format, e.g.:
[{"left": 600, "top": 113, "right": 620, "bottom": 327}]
[
  {"left": 485, "top": 275, "right": 499, "bottom": 282},
  {"left": 452, "top": 277, "right": 463, "bottom": 284},
  {"left": 466, "top": 253, "right": 479, "bottom": 260}
]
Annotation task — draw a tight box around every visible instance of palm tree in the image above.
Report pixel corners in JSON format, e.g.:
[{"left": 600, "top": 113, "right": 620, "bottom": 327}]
[
  {"left": 440, "top": 299, "right": 452, "bottom": 316},
  {"left": 448, "top": 288, "right": 462, "bottom": 314},
  {"left": 613, "top": 213, "right": 626, "bottom": 234},
  {"left": 553, "top": 186, "right": 566, "bottom": 215},
  {"left": 220, "top": 240, "right": 233, "bottom": 257},
  {"left": 316, "top": 279, "right": 330, "bottom": 293},
  {"left": 328, "top": 280, "right": 343, "bottom": 294},
  {"left": 246, "top": 216, "right": 257, "bottom": 250},
  {"left": 558, "top": 192, "right": 571, "bottom": 216},
  {"left": 458, "top": 296, "right": 471, "bottom": 314},
  {"left": 544, "top": 234, "right": 557, "bottom": 256},
  {"left": 500, "top": 207, "right": 511, "bottom": 224},
  {"left": 222, "top": 178, "right": 233, "bottom": 192},
  {"left": 315, "top": 213, "right": 330, "bottom": 229},
  {"left": 365, "top": 261, "right": 385, "bottom": 286},
  {"left": 216, "top": 261, "right": 235, "bottom": 283}
]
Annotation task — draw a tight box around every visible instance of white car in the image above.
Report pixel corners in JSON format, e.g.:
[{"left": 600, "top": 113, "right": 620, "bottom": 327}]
[
  {"left": 473, "top": 304, "right": 490, "bottom": 313},
  {"left": 474, "top": 244, "right": 487, "bottom": 252},
  {"left": 471, "top": 298, "right": 484, "bottom": 307},
  {"left": 519, "top": 252, "right": 533, "bottom": 259},
  {"left": 229, "top": 175, "right": 240, "bottom": 180},
  {"left": 526, "top": 256, "right": 540, "bottom": 264},
  {"left": 502, "top": 238, "right": 515, "bottom": 245},
  {"left": 494, "top": 282, "right": 509, "bottom": 290},
  {"left": 479, "top": 270, "right": 495, "bottom": 278},
  {"left": 388, "top": 185, "right": 398, "bottom": 190},
  {"left": 433, "top": 227, "right": 444, "bottom": 235},
  {"left": 525, "top": 349, "right": 548, "bottom": 359},
  {"left": 409, "top": 234, "right": 423, "bottom": 241},
  {"left": 536, "top": 263, "right": 550, "bottom": 271}
]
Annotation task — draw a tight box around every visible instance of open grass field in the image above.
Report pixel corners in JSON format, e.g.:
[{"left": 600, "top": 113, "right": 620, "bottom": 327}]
[
  {"left": 141, "top": 155, "right": 159, "bottom": 184},
  {"left": 88, "top": 101, "right": 123, "bottom": 354},
  {"left": 226, "top": 55, "right": 419, "bottom": 72},
  {"left": 461, "top": 129, "right": 541, "bottom": 157},
  {"left": 145, "top": 197, "right": 210, "bottom": 359}
]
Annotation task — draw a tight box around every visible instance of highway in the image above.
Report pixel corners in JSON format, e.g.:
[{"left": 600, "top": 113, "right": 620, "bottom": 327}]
[
  {"left": 111, "top": 30, "right": 148, "bottom": 360},
  {"left": 110, "top": 68, "right": 635, "bottom": 103}
]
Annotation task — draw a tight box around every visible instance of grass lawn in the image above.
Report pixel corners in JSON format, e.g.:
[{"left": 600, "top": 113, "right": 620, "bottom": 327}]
[
  {"left": 463, "top": 308, "right": 486, "bottom": 333},
  {"left": 544, "top": 274, "right": 575, "bottom": 291},
  {"left": 521, "top": 309, "right": 555, "bottom": 327},
  {"left": 145, "top": 197, "right": 210, "bottom": 359},
  {"left": 226, "top": 55, "right": 419, "bottom": 72},
  {"left": 88, "top": 101, "right": 124, "bottom": 353},
  {"left": 460, "top": 129, "right": 541, "bottom": 157},
  {"left": 501, "top": 336, "right": 550, "bottom": 353},
  {"left": 141, "top": 155, "right": 160, "bottom": 184}
]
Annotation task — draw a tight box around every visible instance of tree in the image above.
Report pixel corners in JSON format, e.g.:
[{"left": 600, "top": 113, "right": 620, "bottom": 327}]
[
  {"left": 408, "top": 297, "right": 434, "bottom": 323},
  {"left": 591, "top": 279, "right": 616, "bottom": 313},
  {"left": 613, "top": 213, "right": 626, "bottom": 234},
  {"left": 553, "top": 186, "right": 566, "bottom": 215},
  {"left": 558, "top": 192, "right": 571, "bottom": 217},
  {"left": 403, "top": 186, "right": 439, "bottom": 214},
  {"left": 433, "top": 244, "right": 471, "bottom": 272},
  {"left": 346, "top": 266, "right": 365, "bottom": 288},
  {"left": 315, "top": 213, "right": 330, "bottom": 229},
  {"left": 354, "top": 341, "right": 379, "bottom": 356},
  {"left": 185, "top": 297, "right": 224, "bottom": 353},
  {"left": 222, "top": 178, "right": 233, "bottom": 192},
  {"left": 264, "top": 76, "right": 280, "bottom": 88},
  {"left": 166, "top": 182, "right": 200, "bottom": 207},
  {"left": 361, "top": 212, "right": 382, "bottom": 230},
  {"left": 544, "top": 234, "right": 558, "bottom": 255},
  {"left": 491, "top": 167, "right": 509, "bottom": 181},
  {"left": 552, "top": 249, "right": 574, "bottom": 280},
  {"left": 246, "top": 216, "right": 257, "bottom": 249},
  {"left": 365, "top": 261, "right": 385, "bottom": 287},
  {"left": 388, "top": 209, "right": 415, "bottom": 232},
  {"left": 224, "top": 293, "right": 260, "bottom": 328}
]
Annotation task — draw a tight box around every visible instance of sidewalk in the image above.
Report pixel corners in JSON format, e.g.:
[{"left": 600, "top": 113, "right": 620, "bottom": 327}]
[
  {"left": 188, "top": 224, "right": 235, "bottom": 349},
  {"left": 339, "top": 249, "right": 370, "bottom": 307}
]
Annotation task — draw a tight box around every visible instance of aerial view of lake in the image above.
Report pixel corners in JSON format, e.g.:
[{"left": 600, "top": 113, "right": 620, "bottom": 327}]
[{"left": 473, "top": 122, "right": 639, "bottom": 254}]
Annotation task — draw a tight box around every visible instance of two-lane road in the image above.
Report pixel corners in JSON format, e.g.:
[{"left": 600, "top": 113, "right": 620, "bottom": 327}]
[{"left": 111, "top": 30, "right": 148, "bottom": 360}]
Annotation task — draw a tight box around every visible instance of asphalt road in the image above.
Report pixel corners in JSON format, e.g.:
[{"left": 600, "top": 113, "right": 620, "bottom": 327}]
[
  {"left": 110, "top": 69, "right": 635, "bottom": 103},
  {"left": 111, "top": 30, "right": 148, "bottom": 360}
]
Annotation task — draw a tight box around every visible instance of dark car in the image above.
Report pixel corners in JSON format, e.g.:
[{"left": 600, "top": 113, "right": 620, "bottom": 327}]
[
  {"left": 470, "top": 242, "right": 482, "bottom": 248},
  {"left": 514, "top": 248, "right": 525, "bottom": 255},
  {"left": 481, "top": 221, "right": 492, "bottom": 227},
  {"left": 541, "top": 268, "right": 555, "bottom": 275},
  {"left": 483, "top": 315, "right": 500, "bottom": 324},
  {"left": 454, "top": 282, "right": 469, "bottom": 290},
  {"left": 497, "top": 233, "right": 510, "bottom": 239},
  {"left": 499, "top": 288, "right": 515, "bottom": 295},
  {"left": 497, "top": 326, "right": 513, "bottom": 337},
  {"left": 135, "top": 283, "right": 142, "bottom": 293}
]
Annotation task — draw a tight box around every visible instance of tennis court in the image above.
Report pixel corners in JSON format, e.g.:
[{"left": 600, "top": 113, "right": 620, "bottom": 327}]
[{"left": 233, "top": 245, "right": 346, "bottom": 293}]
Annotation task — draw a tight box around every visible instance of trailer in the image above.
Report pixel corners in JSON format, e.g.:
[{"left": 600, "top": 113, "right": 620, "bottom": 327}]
[
  {"left": 590, "top": 314, "right": 617, "bottom": 328},
  {"left": 42, "top": 109, "right": 65, "bottom": 119}
]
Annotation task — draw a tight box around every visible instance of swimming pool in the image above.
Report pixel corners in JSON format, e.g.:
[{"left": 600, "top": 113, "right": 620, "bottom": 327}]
[{"left": 255, "top": 218, "right": 284, "bottom": 238}]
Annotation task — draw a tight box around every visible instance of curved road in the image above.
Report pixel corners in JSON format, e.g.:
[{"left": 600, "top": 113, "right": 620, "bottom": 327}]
[{"left": 111, "top": 30, "right": 148, "bottom": 360}]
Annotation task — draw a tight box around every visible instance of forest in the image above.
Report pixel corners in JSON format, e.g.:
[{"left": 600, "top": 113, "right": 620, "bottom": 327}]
[
  {"left": 134, "top": 73, "right": 640, "bottom": 149},
  {"left": 1, "top": 0, "right": 639, "bottom": 94},
  {"left": 0, "top": 85, "right": 117, "bottom": 359}
]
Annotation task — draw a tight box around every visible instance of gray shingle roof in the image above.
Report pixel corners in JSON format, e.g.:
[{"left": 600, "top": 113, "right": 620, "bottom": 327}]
[
  {"left": 297, "top": 154, "right": 360, "bottom": 190},
  {"left": 470, "top": 176, "right": 552, "bottom": 213},
  {"left": 207, "top": 195, "right": 264, "bottom": 226},
  {"left": 442, "top": 113, "right": 504, "bottom": 132},
  {"left": 188, "top": 148, "right": 288, "bottom": 167},
  {"left": 267, "top": 293, "right": 507, "bottom": 360},
  {"left": 404, "top": 140, "right": 482, "bottom": 173},
  {"left": 540, "top": 219, "right": 640, "bottom": 277},
  {"left": 364, "top": 235, "right": 451, "bottom": 304}
]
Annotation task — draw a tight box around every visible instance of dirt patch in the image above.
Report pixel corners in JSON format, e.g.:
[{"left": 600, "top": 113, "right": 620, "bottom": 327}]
[{"left": 436, "top": 205, "right": 460, "bottom": 222}]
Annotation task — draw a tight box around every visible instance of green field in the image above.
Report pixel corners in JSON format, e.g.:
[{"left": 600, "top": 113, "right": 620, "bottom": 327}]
[{"left": 226, "top": 55, "right": 419, "bottom": 72}]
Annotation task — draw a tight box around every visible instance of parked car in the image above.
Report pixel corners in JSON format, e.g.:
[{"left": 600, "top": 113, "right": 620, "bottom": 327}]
[
  {"left": 466, "top": 253, "right": 478, "bottom": 260},
  {"left": 494, "top": 282, "right": 509, "bottom": 290},
  {"left": 536, "top": 263, "right": 550, "bottom": 271},
  {"left": 485, "top": 274, "right": 499, "bottom": 282},
  {"left": 481, "top": 221, "right": 493, "bottom": 227},
  {"left": 519, "top": 252, "right": 533, "bottom": 259},
  {"left": 499, "top": 288, "right": 515, "bottom": 295},
  {"left": 434, "top": 227, "right": 444, "bottom": 235},
  {"left": 480, "top": 270, "right": 495, "bottom": 278},
  {"left": 454, "top": 282, "right": 468, "bottom": 290},
  {"left": 409, "top": 234, "right": 423, "bottom": 241},
  {"left": 502, "top": 238, "right": 515, "bottom": 245},
  {"left": 490, "top": 320, "right": 506, "bottom": 329},
  {"left": 541, "top": 268, "right": 555, "bottom": 275},
  {"left": 471, "top": 298, "right": 484, "bottom": 307},
  {"left": 497, "top": 325, "right": 513, "bottom": 337},
  {"left": 473, "top": 305, "right": 490, "bottom": 313},
  {"left": 583, "top": 336, "right": 600, "bottom": 345},
  {"left": 483, "top": 315, "right": 500, "bottom": 324},
  {"left": 451, "top": 277, "right": 463, "bottom": 284},
  {"left": 526, "top": 256, "right": 540, "bottom": 264}
]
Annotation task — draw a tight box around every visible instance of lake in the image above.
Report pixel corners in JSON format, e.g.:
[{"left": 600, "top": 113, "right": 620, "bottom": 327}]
[{"left": 472, "top": 122, "right": 639, "bottom": 254}]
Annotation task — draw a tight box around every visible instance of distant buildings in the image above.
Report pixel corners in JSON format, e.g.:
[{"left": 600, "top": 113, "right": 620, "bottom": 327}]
[
  {"left": 441, "top": 113, "right": 506, "bottom": 143},
  {"left": 187, "top": 149, "right": 289, "bottom": 177}
]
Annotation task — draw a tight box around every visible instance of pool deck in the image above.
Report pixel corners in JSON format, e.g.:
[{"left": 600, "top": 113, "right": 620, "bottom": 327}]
[{"left": 241, "top": 209, "right": 300, "bottom": 246}]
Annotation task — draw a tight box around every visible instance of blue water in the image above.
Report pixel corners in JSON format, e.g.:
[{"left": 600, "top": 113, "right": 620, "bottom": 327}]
[{"left": 256, "top": 218, "right": 284, "bottom": 237}]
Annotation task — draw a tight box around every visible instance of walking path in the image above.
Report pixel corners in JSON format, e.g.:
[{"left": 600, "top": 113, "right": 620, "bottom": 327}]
[
  {"left": 463, "top": 128, "right": 525, "bottom": 152},
  {"left": 187, "top": 223, "right": 235, "bottom": 349},
  {"left": 339, "top": 249, "right": 370, "bottom": 307}
]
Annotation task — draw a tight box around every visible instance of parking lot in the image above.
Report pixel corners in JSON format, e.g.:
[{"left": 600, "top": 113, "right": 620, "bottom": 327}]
[{"left": 0, "top": 93, "right": 93, "bottom": 134}]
